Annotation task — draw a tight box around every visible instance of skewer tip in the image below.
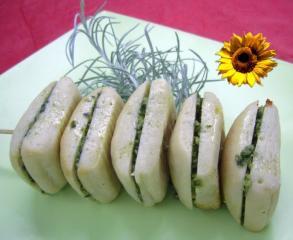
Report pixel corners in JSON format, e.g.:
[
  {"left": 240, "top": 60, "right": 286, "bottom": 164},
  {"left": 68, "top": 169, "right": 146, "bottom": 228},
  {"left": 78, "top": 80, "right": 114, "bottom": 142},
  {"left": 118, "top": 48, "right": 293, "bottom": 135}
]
[{"left": 0, "top": 129, "right": 14, "bottom": 135}]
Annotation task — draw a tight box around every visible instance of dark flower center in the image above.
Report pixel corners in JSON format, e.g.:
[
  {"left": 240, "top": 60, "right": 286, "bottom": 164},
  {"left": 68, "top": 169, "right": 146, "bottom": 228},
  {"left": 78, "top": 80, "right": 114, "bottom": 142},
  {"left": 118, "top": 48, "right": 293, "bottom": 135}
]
[
  {"left": 232, "top": 47, "right": 257, "bottom": 73},
  {"left": 238, "top": 52, "right": 249, "bottom": 63}
]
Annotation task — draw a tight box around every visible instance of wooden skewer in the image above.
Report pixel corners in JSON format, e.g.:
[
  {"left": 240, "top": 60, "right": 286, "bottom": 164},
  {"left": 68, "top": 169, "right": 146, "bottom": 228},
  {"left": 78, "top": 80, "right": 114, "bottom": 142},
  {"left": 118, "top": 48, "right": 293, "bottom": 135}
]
[{"left": 0, "top": 129, "right": 14, "bottom": 135}]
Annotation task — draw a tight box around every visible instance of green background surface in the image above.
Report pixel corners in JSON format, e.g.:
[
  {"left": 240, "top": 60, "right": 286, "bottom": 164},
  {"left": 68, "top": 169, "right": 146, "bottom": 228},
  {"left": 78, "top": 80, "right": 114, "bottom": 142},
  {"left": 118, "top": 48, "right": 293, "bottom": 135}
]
[{"left": 0, "top": 11, "right": 292, "bottom": 240}]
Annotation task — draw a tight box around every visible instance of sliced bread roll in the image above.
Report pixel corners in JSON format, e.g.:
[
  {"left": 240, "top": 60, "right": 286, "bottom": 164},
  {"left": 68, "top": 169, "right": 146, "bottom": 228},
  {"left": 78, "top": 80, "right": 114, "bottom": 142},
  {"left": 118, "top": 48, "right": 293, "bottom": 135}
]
[
  {"left": 169, "top": 92, "right": 224, "bottom": 209},
  {"left": 222, "top": 100, "right": 280, "bottom": 232},
  {"left": 111, "top": 79, "right": 176, "bottom": 206},
  {"left": 61, "top": 87, "right": 124, "bottom": 203},
  {"left": 10, "top": 77, "right": 81, "bottom": 193}
]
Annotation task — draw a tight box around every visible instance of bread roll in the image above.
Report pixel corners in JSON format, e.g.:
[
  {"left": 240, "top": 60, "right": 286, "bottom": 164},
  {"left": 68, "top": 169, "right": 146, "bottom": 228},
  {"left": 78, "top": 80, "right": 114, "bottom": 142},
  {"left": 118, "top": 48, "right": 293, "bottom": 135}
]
[
  {"left": 61, "top": 87, "right": 124, "bottom": 203},
  {"left": 10, "top": 77, "right": 81, "bottom": 193},
  {"left": 222, "top": 100, "right": 280, "bottom": 231},
  {"left": 111, "top": 79, "right": 176, "bottom": 206}
]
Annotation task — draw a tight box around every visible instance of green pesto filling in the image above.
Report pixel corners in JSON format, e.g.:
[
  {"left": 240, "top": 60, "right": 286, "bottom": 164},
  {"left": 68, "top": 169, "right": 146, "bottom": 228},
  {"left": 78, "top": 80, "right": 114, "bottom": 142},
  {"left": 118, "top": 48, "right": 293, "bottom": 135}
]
[
  {"left": 239, "top": 106, "right": 264, "bottom": 225},
  {"left": 235, "top": 145, "right": 255, "bottom": 167},
  {"left": 73, "top": 92, "right": 101, "bottom": 197},
  {"left": 191, "top": 95, "right": 203, "bottom": 207},
  {"left": 131, "top": 97, "right": 148, "bottom": 202},
  {"left": 70, "top": 120, "right": 77, "bottom": 129},
  {"left": 20, "top": 83, "right": 56, "bottom": 187}
]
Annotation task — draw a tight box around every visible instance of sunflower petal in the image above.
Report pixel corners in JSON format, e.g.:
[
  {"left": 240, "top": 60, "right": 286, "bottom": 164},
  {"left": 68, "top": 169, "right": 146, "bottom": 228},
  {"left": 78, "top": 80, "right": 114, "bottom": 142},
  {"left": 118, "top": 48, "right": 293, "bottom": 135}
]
[
  {"left": 243, "top": 32, "right": 253, "bottom": 47},
  {"left": 230, "top": 34, "right": 242, "bottom": 53},
  {"left": 217, "top": 58, "right": 232, "bottom": 64},
  {"left": 255, "top": 64, "right": 271, "bottom": 72},
  {"left": 228, "top": 75, "right": 238, "bottom": 85},
  {"left": 237, "top": 73, "right": 246, "bottom": 86},
  {"left": 262, "top": 42, "right": 270, "bottom": 51},
  {"left": 233, "top": 34, "right": 243, "bottom": 44},
  {"left": 252, "top": 71, "right": 262, "bottom": 84},
  {"left": 250, "top": 33, "right": 262, "bottom": 49},
  {"left": 256, "top": 39, "right": 267, "bottom": 53},
  {"left": 223, "top": 41, "right": 231, "bottom": 52},
  {"left": 221, "top": 68, "right": 236, "bottom": 78},
  {"left": 217, "top": 63, "right": 233, "bottom": 72},
  {"left": 253, "top": 67, "right": 267, "bottom": 77},
  {"left": 229, "top": 72, "right": 246, "bottom": 85},
  {"left": 254, "top": 33, "right": 263, "bottom": 42},
  {"left": 247, "top": 72, "right": 256, "bottom": 87},
  {"left": 258, "top": 50, "right": 276, "bottom": 60},
  {"left": 216, "top": 49, "right": 231, "bottom": 58},
  {"left": 257, "top": 59, "right": 277, "bottom": 68}
]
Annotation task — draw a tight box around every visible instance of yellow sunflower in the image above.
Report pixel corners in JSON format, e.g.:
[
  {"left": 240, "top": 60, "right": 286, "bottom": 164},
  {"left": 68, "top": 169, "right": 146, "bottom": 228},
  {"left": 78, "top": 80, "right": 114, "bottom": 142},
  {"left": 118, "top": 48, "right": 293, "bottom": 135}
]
[{"left": 217, "top": 32, "right": 277, "bottom": 87}]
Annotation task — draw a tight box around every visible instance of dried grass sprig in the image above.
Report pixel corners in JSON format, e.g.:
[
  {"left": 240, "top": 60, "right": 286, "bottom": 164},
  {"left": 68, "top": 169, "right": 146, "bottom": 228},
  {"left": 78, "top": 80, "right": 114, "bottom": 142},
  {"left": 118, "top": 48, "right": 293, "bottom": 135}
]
[{"left": 65, "top": 0, "right": 222, "bottom": 109}]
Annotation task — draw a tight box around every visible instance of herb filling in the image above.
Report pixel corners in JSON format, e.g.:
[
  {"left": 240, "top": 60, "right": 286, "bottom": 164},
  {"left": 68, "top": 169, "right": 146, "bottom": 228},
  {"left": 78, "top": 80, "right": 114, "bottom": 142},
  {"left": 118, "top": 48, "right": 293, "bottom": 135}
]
[
  {"left": 20, "top": 83, "right": 56, "bottom": 187},
  {"left": 239, "top": 106, "right": 264, "bottom": 225},
  {"left": 70, "top": 120, "right": 77, "bottom": 129},
  {"left": 73, "top": 93, "right": 101, "bottom": 197},
  {"left": 131, "top": 97, "right": 148, "bottom": 202},
  {"left": 191, "top": 95, "right": 203, "bottom": 207}
]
